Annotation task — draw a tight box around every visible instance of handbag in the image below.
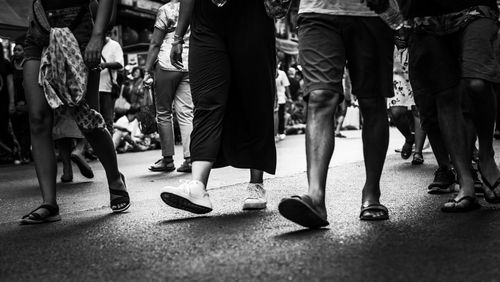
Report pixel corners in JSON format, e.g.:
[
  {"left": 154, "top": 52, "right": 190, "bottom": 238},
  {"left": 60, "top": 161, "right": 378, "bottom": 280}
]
[
  {"left": 114, "top": 87, "right": 131, "bottom": 114},
  {"left": 136, "top": 105, "right": 158, "bottom": 135},
  {"left": 264, "top": 0, "right": 292, "bottom": 19}
]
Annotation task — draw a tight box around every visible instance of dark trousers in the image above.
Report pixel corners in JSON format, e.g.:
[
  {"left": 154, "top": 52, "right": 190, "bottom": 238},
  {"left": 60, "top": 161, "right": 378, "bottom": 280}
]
[
  {"left": 278, "top": 103, "right": 286, "bottom": 134},
  {"left": 0, "top": 107, "right": 16, "bottom": 150},
  {"left": 99, "top": 91, "right": 115, "bottom": 134},
  {"left": 11, "top": 112, "right": 31, "bottom": 158}
]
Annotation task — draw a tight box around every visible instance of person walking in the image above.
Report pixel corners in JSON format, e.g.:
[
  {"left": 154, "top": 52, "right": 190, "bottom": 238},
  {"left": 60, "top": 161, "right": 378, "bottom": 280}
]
[
  {"left": 159, "top": 0, "right": 277, "bottom": 213},
  {"left": 279, "top": 0, "right": 395, "bottom": 228},
  {"left": 144, "top": 0, "right": 193, "bottom": 173},
  {"left": 0, "top": 46, "right": 17, "bottom": 161},
  {"left": 10, "top": 43, "right": 32, "bottom": 164},
  {"left": 388, "top": 48, "right": 426, "bottom": 165},
  {"left": 276, "top": 67, "right": 291, "bottom": 141},
  {"left": 20, "top": 0, "right": 130, "bottom": 224},
  {"left": 98, "top": 35, "right": 124, "bottom": 134},
  {"left": 406, "top": 0, "right": 500, "bottom": 211}
]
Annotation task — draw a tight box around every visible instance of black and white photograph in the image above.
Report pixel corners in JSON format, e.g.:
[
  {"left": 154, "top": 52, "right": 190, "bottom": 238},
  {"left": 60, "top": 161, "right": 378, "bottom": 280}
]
[{"left": 1, "top": 0, "right": 500, "bottom": 281}]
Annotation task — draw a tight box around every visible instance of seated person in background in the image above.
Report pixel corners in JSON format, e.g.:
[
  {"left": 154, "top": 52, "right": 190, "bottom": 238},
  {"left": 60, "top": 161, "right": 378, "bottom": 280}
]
[{"left": 112, "top": 106, "right": 147, "bottom": 152}]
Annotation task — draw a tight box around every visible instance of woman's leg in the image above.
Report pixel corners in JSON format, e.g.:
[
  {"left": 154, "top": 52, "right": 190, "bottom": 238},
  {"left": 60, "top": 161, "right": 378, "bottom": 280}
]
[
  {"left": 388, "top": 106, "right": 414, "bottom": 141},
  {"left": 83, "top": 70, "right": 125, "bottom": 192},
  {"left": 413, "top": 114, "right": 426, "bottom": 153},
  {"left": 23, "top": 60, "right": 57, "bottom": 209},
  {"left": 56, "top": 138, "right": 74, "bottom": 181}
]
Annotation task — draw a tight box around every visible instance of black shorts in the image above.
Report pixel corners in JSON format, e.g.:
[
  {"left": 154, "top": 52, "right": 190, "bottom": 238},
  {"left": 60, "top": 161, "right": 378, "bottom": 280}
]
[
  {"left": 24, "top": 4, "right": 94, "bottom": 61},
  {"left": 298, "top": 14, "right": 394, "bottom": 101},
  {"left": 409, "top": 18, "right": 500, "bottom": 131}
]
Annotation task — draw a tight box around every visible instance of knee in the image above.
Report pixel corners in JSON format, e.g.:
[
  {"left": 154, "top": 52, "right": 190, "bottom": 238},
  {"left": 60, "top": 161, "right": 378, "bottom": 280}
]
[
  {"left": 29, "top": 112, "right": 52, "bottom": 135},
  {"left": 156, "top": 110, "right": 173, "bottom": 123},
  {"left": 307, "top": 90, "right": 340, "bottom": 110},
  {"left": 464, "top": 79, "right": 488, "bottom": 95}
]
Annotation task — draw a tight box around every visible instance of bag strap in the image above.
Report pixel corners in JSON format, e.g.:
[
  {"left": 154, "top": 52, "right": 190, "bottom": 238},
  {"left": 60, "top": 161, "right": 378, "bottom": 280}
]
[{"left": 101, "top": 54, "right": 116, "bottom": 84}]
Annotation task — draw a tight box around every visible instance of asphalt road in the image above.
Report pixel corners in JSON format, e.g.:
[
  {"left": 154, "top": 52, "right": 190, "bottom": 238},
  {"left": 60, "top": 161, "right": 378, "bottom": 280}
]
[{"left": 1, "top": 129, "right": 500, "bottom": 282}]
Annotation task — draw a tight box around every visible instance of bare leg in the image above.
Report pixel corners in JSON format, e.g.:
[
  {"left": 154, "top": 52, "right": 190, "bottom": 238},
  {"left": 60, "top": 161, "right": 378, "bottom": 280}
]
[
  {"left": 413, "top": 114, "right": 426, "bottom": 154},
  {"left": 436, "top": 87, "right": 474, "bottom": 199},
  {"left": 466, "top": 79, "right": 500, "bottom": 185},
  {"left": 389, "top": 106, "right": 414, "bottom": 142},
  {"left": 250, "top": 169, "right": 263, "bottom": 184},
  {"left": 358, "top": 97, "right": 389, "bottom": 217},
  {"left": 23, "top": 60, "right": 57, "bottom": 213},
  {"left": 192, "top": 161, "right": 214, "bottom": 188},
  {"left": 306, "top": 90, "right": 341, "bottom": 218},
  {"left": 83, "top": 70, "right": 125, "bottom": 193},
  {"left": 56, "top": 138, "right": 74, "bottom": 181}
]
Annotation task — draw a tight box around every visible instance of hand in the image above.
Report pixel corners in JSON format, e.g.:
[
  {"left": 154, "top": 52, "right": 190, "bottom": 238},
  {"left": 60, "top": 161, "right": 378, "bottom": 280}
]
[
  {"left": 143, "top": 72, "right": 154, "bottom": 88},
  {"left": 8, "top": 102, "right": 16, "bottom": 114},
  {"left": 84, "top": 35, "right": 104, "bottom": 68},
  {"left": 170, "top": 43, "right": 184, "bottom": 70},
  {"left": 361, "top": 0, "right": 389, "bottom": 13}
]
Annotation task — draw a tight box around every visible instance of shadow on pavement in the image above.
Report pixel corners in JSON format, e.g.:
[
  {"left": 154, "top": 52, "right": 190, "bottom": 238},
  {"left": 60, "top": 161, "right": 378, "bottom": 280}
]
[
  {"left": 158, "top": 215, "right": 210, "bottom": 225},
  {"left": 273, "top": 228, "right": 330, "bottom": 240}
]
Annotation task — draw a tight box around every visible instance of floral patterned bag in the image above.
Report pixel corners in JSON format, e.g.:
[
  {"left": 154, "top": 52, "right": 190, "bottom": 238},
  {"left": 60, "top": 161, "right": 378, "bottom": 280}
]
[{"left": 263, "top": 0, "right": 292, "bottom": 19}]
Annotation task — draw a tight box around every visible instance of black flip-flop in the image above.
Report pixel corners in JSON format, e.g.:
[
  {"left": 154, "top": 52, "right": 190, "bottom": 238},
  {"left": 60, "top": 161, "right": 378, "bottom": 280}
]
[
  {"left": 278, "top": 195, "right": 329, "bottom": 229},
  {"left": 441, "top": 196, "right": 481, "bottom": 213},
  {"left": 477, "top": 166, "right": 500, "bottom": 204},
  {"left": 70, "top": 153, "right": 94, "bottom": 179},
  {"left": 360, "top": 203, "right": 389, "bottom": 221},
  {"left": 20, "top": 204, "right": 61, "bottom": 225}
]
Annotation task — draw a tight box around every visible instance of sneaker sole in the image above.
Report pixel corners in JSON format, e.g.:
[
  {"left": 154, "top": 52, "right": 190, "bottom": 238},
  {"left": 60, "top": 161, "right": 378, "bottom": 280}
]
[
  {"left": 160, "top": 192, "right": 212, "bottom": 214},
  {"left": 176, "top": 168, "right": 192, "bottom": 173},
  {"left": 242, "top": 203, "right": 267, "bottom": 210}
]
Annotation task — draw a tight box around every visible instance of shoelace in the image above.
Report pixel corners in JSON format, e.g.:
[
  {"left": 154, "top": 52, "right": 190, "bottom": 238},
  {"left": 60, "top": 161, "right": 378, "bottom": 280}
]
[{"left": 247, "top": 184, "right": 265, "bottom": 199}]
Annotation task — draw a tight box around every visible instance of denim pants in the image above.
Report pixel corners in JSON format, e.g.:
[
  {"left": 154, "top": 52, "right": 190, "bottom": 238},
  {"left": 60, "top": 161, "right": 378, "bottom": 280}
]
[{"left": 154, "top": 66, "right": 193, "bottom": 158}]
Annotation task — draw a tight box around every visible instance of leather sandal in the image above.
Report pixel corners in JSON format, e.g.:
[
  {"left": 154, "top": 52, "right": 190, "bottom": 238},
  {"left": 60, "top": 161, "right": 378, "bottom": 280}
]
[
  {"left": 110, "top": 173, "right": 131, "bottom": 213},
  {"left": 20, "top": 204, "right": 61, "bottom": 225}
]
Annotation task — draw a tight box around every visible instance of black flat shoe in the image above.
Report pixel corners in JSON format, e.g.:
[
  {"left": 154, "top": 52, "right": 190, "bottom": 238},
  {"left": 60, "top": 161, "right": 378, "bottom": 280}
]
[{"left": 149, "top": 159, "right": 175, "bottom": 172}]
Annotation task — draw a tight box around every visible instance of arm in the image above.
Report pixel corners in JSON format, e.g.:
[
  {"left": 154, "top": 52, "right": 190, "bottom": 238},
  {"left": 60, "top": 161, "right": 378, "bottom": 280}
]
[
  {"left": 101, "top": 61, "right": 123, "bottom": 70},
  {"left": 170, "top": 0, "right": 195, "bottom": 69},
  {"left": 144, "top": 28, "right": 167, "bottom": 73},
  {"left": 85, "top": 0, "right": 114, "bottom": 67},
  {"left": 7, "top": 74, "right": 15, "bottom": 114}
]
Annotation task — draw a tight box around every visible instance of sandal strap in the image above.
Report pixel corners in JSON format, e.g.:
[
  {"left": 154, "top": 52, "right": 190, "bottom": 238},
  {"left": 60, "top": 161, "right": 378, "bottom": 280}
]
[
  {"left": 23, "top": 204, "right": 59, "bottom": 219},
  {"left": 110, "top": 189, "right": 129, "bottom": 198},
  {"left": 360, "top": 203, "right": 388, "bottom": 215}
]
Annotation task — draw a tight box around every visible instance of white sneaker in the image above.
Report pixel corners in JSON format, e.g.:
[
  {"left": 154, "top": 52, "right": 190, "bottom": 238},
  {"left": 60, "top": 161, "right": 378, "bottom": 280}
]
[
  {"left": 242, "top": 183, "right": 267, "bottom": 210},
  {"left": 279, "top": 134, "right": 286, "bottom": 141},
  {"left": 160, "top": 180, "right": 213, "bottom": 214}
]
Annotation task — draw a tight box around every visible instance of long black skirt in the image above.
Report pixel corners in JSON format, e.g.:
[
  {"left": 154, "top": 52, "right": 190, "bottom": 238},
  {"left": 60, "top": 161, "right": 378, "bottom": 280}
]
[{"left": 188, "top": 0, "right": 277, "bottom": 174}]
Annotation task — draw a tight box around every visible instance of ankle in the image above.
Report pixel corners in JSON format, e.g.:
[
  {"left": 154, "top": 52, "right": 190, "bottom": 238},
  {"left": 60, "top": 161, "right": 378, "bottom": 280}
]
[{"left": 163, "top": 156, "right": 173, "bottom": 163}]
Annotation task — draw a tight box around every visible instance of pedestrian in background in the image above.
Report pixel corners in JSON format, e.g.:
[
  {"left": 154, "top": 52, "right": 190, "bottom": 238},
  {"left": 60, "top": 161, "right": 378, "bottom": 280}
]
[
  {"left": 98, "top": 34, "right": 124, "bottom": 134},
  {"left": 406, "top": 0, "right": 500, "bottom": 211},
  {"left": 10, "top": 43, "right": 31, "bottom": 164},
  {"left": 144, "top": 0, "right": 194, "bottom": 174},
  {"left": 276, "top": 66, "right": 291, "bottom": 141},
  {"left": 0, "top": 45, "right": 17, "bottom": 162},
  {"left": 160, "top": 0, "right": 277, "bottom": 214}
]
